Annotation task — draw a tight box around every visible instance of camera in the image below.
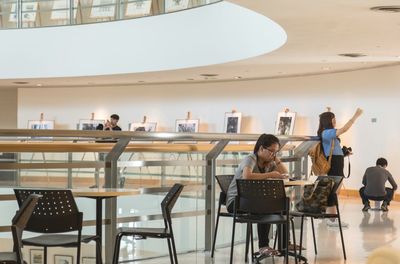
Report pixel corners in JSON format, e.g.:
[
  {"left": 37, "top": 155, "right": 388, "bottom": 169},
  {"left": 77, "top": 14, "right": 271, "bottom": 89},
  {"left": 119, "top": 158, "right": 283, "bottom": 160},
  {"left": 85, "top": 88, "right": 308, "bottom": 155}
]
[{"left": 342, "top": 146, "right": 352, "bottom": 157}]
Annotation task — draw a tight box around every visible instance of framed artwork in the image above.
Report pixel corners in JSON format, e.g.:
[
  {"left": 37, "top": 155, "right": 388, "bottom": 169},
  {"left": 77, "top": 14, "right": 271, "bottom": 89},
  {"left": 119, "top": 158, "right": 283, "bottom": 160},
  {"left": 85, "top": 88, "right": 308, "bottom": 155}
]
[
  {"left": 125, "top": 0, "right": 152, "bottom": 17},
  {"left": 28, "top": 120, "right": 54, "bottom": 130},
  {"left": 51, "top": 0, "right": 78, "bottom": 20},
  {"left": 54, "top": 255, "right": 73, "bottom": 264},
  {"left": 82, "top": 257, "right": 96, "bottom": 264},
  {"left": 175, "top": 119, "right": 199, "bottom": 133},
  {"left": 78, "top": 119, "right": 105, "bottom": 130},
  {"left": 90, "top": 0, "right": 116, "bottom": 17},
  {"left": 30, "top": 249, "right": 44, "bottom": 264},
  {"left": 165, "top": 0, "right": 189, "bottom": 12},
  {"left": 9, "top": 2, "right": 38, "bottom": 22},
  {"left": 275, "top": 111, "right": 296, "bottom": 135},
  {"left": 129, "top": 122, "right": 157, "bottom": 132},
  {"left": 224, "top": 112, "right": 242, "bottom": 133}
]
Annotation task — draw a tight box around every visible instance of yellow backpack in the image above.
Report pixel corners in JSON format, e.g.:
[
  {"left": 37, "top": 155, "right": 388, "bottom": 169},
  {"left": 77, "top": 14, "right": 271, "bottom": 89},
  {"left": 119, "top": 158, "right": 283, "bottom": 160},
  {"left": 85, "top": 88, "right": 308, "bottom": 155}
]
[{"left": 309, "top": 139, "right": 334, "bottom": 175}]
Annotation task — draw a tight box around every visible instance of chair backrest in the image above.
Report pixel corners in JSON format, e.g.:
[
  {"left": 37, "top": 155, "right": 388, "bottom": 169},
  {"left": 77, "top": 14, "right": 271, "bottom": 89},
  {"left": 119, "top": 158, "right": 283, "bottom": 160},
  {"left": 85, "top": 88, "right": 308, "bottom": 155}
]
[
  {"left": 11, "top": 194, "right": 41, "bottom": 264},
  {"left": 236, "top": 179, "right": 287, "bottom": 214},
  {"left": 317, "top": 175, "right": 344, "bottom": 206},
  {"left": 161, "top": 184, "right": 184, "bottom": 227},
  {"left": 14, "top": 189, "right": 83, "bottom": 233},
  {"left": 215, "top": 175, "right": 234, "bottom": 205}
]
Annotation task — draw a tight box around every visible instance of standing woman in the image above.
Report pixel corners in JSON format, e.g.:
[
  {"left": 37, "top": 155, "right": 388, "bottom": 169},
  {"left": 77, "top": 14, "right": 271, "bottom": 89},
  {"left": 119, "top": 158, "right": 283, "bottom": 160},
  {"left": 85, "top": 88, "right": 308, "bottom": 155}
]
[
  {"left": 226, "top": 134, "right": 288, "bottom": 256},
  {"left": 318, "top": 108, "right": 363, "bottom": 226}
]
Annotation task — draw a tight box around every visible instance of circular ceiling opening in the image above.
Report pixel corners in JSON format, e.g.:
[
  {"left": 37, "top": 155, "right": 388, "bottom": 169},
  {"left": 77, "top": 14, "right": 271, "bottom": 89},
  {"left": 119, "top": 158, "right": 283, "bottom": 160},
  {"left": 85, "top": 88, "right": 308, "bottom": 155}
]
[{"left": 370, "top": 6, "right": 400, "bottom": 13}]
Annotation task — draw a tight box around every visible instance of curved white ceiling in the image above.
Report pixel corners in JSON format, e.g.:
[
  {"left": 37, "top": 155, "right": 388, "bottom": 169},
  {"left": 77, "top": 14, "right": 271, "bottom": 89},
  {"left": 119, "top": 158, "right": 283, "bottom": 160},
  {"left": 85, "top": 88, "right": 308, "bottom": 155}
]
[{"left": 0, "top": 2, "right": 286, "bottom": 79}]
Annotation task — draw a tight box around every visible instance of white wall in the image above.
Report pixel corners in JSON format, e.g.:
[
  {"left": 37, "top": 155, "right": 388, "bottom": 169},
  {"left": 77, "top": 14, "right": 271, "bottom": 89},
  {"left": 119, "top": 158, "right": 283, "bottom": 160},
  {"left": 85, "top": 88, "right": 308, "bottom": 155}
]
[
  {"left": 17, "top": 65, "right": 400, "bottom": 190},
  {"left": 0, "top": 89, "right": 17, "bottom": 128}
]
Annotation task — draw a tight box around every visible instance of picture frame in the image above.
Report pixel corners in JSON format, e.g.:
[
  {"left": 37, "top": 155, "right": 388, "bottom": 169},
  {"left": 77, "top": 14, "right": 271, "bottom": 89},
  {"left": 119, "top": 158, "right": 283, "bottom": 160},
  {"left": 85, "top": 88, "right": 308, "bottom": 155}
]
[
  {"left": 125, "top": 0, "right": 152, "bottom": 17},
  {"left": 30, "top": 249, "right": 44, "bottom": 264},
  {"left": 51, "top": 0, "right": 78, "bottom": 20},
  {"left": 175, "top": 119, "right": 199, "bottom": 133},
  {"left": 82, "top": 257, "right": 96, "bottom": 264},
  {"left": 165, "top": 0, "right": 189, "bottom": 12},
  {"left": 129, "top": 122, "right": 157, "bottom": 132},
  {"left": 224, "top": 112, "right": 242, "bottom": 133},
  {"left": 90, "top": 0, "right": 116, "bottom": 18},
  {"left": 54, "top": 255, "right": 73, "bottom": 264},
  {"left": 275, "top": 111, "right": 296, "bottom": 135},
  {"left": 27, "top": 120, "right": 55, "bottom": 140},
  {"left": 78, "top": 119, "right": 105, "bottom": 130}
]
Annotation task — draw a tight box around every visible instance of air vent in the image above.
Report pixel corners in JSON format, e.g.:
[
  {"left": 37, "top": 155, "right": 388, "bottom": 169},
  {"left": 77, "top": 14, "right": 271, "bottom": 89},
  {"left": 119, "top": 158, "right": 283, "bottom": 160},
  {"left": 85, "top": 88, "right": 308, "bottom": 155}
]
[
  {"left": 199, "top": 73, "right": 219, "bottom": 77},
  {"left": 338, "top": 53, "right": 366, "bottom": 58},
  {"left": 371, "top": 6, "right": 400, "bottom": 13}
]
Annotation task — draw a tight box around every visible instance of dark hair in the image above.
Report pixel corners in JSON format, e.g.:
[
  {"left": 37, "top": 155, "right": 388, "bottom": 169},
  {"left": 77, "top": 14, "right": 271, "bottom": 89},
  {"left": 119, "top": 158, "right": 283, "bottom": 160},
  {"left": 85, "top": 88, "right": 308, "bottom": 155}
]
[
  {"left": 376, "top": 158, "right": 388, "bottom": 167},
  {"left": 110, "top": 114, "right": 120, "bottom": 120},
  {"left": 317, "top": 112, "right": 335, "bottom": 137},
  {"left": 253, "top": 134, "right": 280, "bottom": 154}
]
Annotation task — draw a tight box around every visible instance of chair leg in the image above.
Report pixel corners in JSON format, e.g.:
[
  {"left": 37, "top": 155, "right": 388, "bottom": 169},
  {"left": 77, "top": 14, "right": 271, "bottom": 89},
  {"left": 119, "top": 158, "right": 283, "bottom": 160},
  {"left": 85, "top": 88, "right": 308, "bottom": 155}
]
[
  {"left": 244, "top": 223, "right": 250, "bottom": 262},
  {"left": 299, "top": 216, "right": 304, "bottom": 257},
  {"left": 285, "top": 223, "right": 289, "bottom": 264},
  {"left": 311, "top": 218, "right": 317, "bottom": 255},
  {"left": 167, "top": 238, "right": 174, "bottom": 264},
  {"left": 96, "top": 237, "right": 103, "bottom": 264},
  {"left": 77, "top": 244, "right": 81, "bottom": 264},
  {"left": 337, "top": 216, "right": 347, "bottom": 260},
  {"left": 44, "top": 247, "right": 47, "bottom": 264},
  {"left": 112, "top": 233, "right": 123, "bottom": 264},
  {"left": 229, "top": 220, "right": 236, "bottom": 264},
  {"left": 250, "top": 224, "right": 254, "bottom": 261},
  {"left": 273, "top": 226, "right": 278, "bottom": 250},
  {"left": 211, "top": 206, "right": 222, "bottom": 258},
  {"left": 170, "top": 234, "right": 179, "bottom": 264},
  {"left": 290, "top": 219, "right": 298, "bottom": 264}
]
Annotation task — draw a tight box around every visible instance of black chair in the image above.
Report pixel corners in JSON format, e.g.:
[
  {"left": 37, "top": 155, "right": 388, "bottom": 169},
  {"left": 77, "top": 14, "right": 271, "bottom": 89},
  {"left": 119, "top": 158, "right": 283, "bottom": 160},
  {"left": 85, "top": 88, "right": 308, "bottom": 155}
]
[
  {"left": 0, "top": 194, "right": 41, "bottom": 264},
  {"left": 211, "top": 174, "right": 234, "bottom": 258},
  {"left": 292, "top": 175, "right": 346, "bottom": 260},
  {"left": 229, "top": 179, "right": 297, "bottom": 264},
  {"left": 112, "top": 184, "right": 184, "bottom": 264},
  {"left": 13, "top": 189, "right": 100, "bottom": 264}
]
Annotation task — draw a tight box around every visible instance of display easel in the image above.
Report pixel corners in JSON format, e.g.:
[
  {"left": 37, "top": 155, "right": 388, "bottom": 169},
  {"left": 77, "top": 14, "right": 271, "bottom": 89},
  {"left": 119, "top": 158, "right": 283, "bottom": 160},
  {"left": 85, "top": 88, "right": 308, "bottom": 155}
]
[
  {"left": 171, "top": 111, "right": 198, "bottom": 176},
  {"left": 28, "top": 113, "right": 49, "bottom": 180}
]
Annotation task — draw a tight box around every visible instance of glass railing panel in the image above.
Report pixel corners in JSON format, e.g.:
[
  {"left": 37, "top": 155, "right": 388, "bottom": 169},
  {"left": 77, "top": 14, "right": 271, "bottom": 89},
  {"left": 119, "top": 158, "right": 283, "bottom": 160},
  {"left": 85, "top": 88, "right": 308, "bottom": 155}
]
[{"left": 1, "top": 0, "right": 18, "bottom": 28}]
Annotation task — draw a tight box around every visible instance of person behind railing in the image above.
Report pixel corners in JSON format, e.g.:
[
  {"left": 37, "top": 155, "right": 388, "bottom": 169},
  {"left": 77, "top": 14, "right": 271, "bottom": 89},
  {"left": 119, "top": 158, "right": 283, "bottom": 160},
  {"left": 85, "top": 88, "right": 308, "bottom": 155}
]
[
  {"left": 360, "top": 158, "right": 397, "bottom": 212},
  {"left": 225, "top": 134, "right": 291, "bottom": 257},
  {"left": 96, "top": 114, "right": 121, "bottom": 131},
  {"left": 318, "top": 108, "right": 363, "bottom": 227}
]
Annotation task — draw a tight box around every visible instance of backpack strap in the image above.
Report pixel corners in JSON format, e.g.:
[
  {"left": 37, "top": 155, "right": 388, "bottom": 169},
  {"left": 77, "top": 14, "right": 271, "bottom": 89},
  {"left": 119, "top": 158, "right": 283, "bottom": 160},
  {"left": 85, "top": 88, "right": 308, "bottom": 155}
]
[{"left": 327, "top": 138, "right": 335, "bottom": 163}]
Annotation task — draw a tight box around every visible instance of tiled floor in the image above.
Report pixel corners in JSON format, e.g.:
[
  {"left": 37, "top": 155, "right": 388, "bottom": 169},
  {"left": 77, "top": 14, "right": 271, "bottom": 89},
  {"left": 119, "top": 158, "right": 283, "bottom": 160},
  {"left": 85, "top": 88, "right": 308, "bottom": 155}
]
[{"left": 135, "top": 196, "right": 400, "bottom": 264}]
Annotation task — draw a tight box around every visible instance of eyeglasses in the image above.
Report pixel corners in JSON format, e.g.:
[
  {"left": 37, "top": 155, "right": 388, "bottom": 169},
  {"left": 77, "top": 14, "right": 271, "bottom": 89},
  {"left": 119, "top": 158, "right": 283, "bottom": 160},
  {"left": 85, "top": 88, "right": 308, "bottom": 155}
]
[{"left": 262, "top": 147, "right": 279, "bottom": 156}]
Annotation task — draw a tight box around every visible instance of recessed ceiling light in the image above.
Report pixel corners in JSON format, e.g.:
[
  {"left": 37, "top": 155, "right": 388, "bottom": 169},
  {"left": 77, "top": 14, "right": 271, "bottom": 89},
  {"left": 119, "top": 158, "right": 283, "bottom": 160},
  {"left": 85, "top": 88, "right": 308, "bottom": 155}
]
[
  {"left": 138, "top": 81, "right": 145, "bottom": 83},
  {"left": 199, "top": 73, "right": 219, "bottom": 77},
  {"left": 186, "top": 78, "right": 195, "bottom": 81},
  {"left": 13, "top": 81, "right": 29, "bottom": 84},
  {"left": 338, "top": 53, "right": 366, "bottom": 58},
  {"left": 371, "top": 6, "right": 400, "bottom": 13},
  {"left": 321, "top": 66, "right": 331, "bottom": 71},
  {"left": 36, "top": 83, "right": 42, "bottom": 87},
  {"left": 234, "top": 76, "right": 242, "bottom": 79}
]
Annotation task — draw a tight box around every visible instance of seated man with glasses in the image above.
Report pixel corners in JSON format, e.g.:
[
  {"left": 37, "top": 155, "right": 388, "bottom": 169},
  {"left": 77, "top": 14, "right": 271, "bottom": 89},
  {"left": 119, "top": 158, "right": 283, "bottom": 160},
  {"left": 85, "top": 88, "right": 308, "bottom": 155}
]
[{"left": 226, "top": 134, "right": 289, "bottom": 257}]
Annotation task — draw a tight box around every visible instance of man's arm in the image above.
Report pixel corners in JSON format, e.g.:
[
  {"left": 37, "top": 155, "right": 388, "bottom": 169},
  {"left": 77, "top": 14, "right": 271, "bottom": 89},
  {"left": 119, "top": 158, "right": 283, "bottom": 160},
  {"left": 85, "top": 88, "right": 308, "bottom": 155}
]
[{"left": 387, "top": 172, "right": 397, "bottom": 190}]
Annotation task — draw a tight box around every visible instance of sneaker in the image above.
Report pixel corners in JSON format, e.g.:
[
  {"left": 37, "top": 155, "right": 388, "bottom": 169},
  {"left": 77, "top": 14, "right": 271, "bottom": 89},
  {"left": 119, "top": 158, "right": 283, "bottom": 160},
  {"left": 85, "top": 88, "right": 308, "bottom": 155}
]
[
  {"left": 362, "top": 204, "right": 371, "bottom": 212},
  {"left": 381, "top": 204, "right": 389, "bottom": 211},
  {"left": 326, "top": 219, "right": 349, "bottom": 228}
]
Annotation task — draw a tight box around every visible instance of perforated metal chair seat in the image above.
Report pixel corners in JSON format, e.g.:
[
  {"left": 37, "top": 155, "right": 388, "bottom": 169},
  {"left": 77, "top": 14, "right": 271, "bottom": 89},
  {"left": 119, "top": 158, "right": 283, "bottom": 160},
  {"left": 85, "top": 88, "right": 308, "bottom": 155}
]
[
  {"left": 0, "top": 252, "right": 19, "bottom": 263},
  {"left": 117, "top": 227, "right": 171, "bottom": 239},
  {"left": 23, "top": 234, "right": 99, "bottom": 247},
  {"left": 236, "top": 214, "right": 288, "bottom": 224},
  {"left": 291, "top": 211, "right": 338, "bottom": 219}
]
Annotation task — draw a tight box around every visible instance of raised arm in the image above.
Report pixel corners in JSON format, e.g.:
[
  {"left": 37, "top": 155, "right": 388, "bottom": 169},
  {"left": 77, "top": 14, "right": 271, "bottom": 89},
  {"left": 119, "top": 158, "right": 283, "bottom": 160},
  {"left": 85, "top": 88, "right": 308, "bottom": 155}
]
[{"left": 336, "top": 108, "right": 363, "bottom": 136}]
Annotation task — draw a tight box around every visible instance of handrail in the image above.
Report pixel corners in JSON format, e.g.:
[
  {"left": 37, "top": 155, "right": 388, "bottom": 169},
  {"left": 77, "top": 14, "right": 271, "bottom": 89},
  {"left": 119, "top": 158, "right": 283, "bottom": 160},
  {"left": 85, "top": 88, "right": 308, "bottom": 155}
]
[{"left": 0, "top": 129, "right": 319, "bottom": 141}]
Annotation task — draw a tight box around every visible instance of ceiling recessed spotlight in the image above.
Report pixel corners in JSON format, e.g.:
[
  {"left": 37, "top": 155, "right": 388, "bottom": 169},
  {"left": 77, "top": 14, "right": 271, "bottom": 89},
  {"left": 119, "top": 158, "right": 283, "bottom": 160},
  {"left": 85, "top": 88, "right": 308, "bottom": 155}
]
[
  {"left": 138, "top": 81, "right": 145, "bottom": 83},
  {"left": 36, "top": 83, "right": 42, "bottom": 87},
  {"left": 13, "top": 81, "right": 29, "bottom": 85},
  {"left": 371, "top": 6, "right": 400, "bottom": 13},
  {"left": 234, "top": 76, "right": 242, "bottom": 79},
  {"left": 338, "top": 53, "right": 366, "bottom": 58},
  {"left": 186, "top": 78, "right": 195, "bottom": 81},
  {"left": 321, "top": 66, "right": 331, "bottom": 71},
  {"left": 199, "top": 73, "right": 219, "bottom": 77}
]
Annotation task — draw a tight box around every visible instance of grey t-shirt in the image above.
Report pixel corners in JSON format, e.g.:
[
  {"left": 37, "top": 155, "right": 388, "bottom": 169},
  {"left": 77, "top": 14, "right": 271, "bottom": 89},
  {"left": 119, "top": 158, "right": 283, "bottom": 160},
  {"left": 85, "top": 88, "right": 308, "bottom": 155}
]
[
  {"left": 226, "top": 153, "right": 277, "bottom": 208},
  {"left": 362, "top": 166, "right": 397, "bottom": 197}
]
